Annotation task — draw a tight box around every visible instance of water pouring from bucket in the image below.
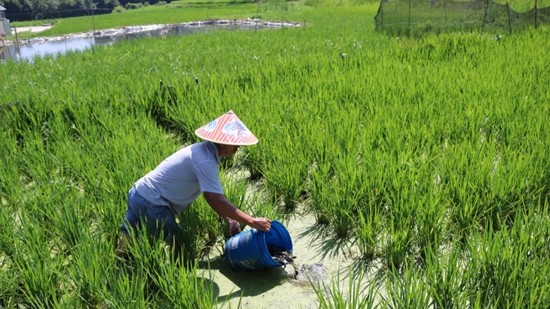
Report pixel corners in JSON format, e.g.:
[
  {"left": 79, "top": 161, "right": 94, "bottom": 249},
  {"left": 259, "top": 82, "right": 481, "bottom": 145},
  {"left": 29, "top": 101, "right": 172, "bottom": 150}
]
[{"left": 224, "top": 220, "right": 294, "bottom": 271}]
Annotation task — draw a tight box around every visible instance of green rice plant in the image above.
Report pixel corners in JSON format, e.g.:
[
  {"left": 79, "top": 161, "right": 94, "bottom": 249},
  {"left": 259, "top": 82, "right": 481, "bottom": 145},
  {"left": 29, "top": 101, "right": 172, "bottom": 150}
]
[
  {"left": 414, "top": 179, "right": 447, "bottom": 261},
  {"left": 118, "top": 228, "right": 169, "bottom": 304},
  {"left": 463, "top": 209, "right": 550, "bottom": 308},
  {"left": 381, "top": 263, "right": 431, "bottom": 309},
  {"left": 311, "top": 266, "right": 378, "bottom": 309},
  {"left": 147, "top": 254, "right": 219, "bottom": 308},
  {"left": 40, "top": 184, "right": 91, "bottom": 256},
  {"left": 0, "top": 269, "right": 17, "bottom": 309},
  {"left": 354, "top": 204, "right": 382, "bottom": 260},
  {"left": 0, "top": 196, "right": 16, "bottom": 263},
  {"left": 262, "top": 127, "right": 311, "bottom": 211},
  {"left": 307, "top": 110, "right": 371, "bottom": 237},
  {"left": 12, "top": 214, "right": 63, "bottom": 307},
  {"left": 309, "top": 159, "right": 369, "bottom": 238},
  {"left": 1, "top": 2, "right": 550, "bottom": 306},
  {"left": 444, "top": 145, "right": 494, "bottom": 245},
  {"left": 145, "top": 78, "right": 203, "bottom": 141},
  {"left": 0, "top": 111, "right": 21, "bottom": 201},
  {"left": 482, "top": 142, "right": 549, "bottom": 232},
  {"left": 66, "top": 239, "right": 115, "bottom": 308},
  {"left": 351, "top": 136, "right": 394, "bottom": 260},
  {"left": 120, "top": 226, "right": 224, "bottom": 308},
  {"left": 240, "top": 146, "right": 268, "bottom": 180},
  {"left": 380, "top": 164, "right": 419, "bottom": 270},
  {"left": 0, "top": 209, "right": 17, "bottom": 307},
  {"left": 383, "top": 216, "right": 413, "bottom": 271},
  {"left": 221, "top": 167, "right": 277, "bottom": 222},
  {"left": 424, "top": 245, "right": 468, "bottom": 309},
  {"left": 102, "top": 252, "right": 153, "bottom": 309},
  {"left": 177, "top": 204, "right": 211, "bottom": 262}
]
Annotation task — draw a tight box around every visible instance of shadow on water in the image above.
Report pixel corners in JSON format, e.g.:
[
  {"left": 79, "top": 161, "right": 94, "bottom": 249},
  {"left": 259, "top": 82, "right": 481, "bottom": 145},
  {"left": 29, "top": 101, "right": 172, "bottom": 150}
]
[
  {"left": 0, "top": 20, "right": 300, "bottom": 62},
  {"left": 198, "top": 256, "right": 288, "bottom": 303}
]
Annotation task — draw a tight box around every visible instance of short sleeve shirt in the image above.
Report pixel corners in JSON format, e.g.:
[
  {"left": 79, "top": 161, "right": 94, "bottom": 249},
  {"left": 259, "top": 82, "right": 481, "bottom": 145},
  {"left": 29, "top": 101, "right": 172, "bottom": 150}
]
[{"left": 133, "top": 141, "right": 223, "bottom": 213}]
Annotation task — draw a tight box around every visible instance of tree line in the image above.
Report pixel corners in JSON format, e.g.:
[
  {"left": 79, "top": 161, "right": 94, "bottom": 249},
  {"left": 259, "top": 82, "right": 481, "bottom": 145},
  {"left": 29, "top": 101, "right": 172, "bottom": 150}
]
[{"left": 0, "top": 0, "right": 169, "bottom": 21}]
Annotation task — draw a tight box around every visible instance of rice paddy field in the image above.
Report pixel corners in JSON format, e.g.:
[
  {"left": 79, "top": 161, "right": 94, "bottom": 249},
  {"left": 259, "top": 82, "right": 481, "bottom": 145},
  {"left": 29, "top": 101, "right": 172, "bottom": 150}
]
[{"left": 1, "top": 0, "right": 550, "bottom": 308}]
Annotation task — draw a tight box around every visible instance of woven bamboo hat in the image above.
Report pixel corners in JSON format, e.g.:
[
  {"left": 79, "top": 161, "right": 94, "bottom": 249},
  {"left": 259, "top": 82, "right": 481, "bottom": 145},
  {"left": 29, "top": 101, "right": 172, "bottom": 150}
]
[{"left": 195, "top": 110, "right": 258, "bottom": 146}]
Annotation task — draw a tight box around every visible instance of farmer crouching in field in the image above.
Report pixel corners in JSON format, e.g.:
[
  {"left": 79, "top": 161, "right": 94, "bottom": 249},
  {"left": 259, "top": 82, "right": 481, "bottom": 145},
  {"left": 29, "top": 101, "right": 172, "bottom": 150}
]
[{"left": 115, "top": 110, "right": 272, "bottom": 261}]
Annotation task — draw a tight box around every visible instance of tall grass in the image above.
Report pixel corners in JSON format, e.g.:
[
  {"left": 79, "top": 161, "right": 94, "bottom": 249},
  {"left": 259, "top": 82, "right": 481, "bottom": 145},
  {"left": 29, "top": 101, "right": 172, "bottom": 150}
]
[
  {"left": 311, "top": 266, "right": 377, "bottom": 309},
  {"left": 1, "top": 1, "right": 550, "bottom": 307}
]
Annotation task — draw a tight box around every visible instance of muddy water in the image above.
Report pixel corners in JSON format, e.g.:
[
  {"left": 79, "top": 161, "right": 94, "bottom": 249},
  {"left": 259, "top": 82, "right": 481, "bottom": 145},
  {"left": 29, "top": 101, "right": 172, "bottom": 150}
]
[{"left": 198, "top": 212, "right": 361, "bottom": 309}]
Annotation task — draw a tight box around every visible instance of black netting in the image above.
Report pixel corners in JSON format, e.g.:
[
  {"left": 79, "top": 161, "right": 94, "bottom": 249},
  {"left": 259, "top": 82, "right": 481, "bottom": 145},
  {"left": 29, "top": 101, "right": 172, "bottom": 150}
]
[{"left": 375, "top": 0, "right": 550, "bottom": 36}]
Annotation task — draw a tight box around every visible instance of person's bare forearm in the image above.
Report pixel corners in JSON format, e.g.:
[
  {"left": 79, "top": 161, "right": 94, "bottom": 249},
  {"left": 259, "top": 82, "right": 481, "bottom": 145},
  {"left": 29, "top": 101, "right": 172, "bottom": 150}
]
[
  {"left": 209, "top": 200, "right": 254, "bottom": 226},
  {"left": 203, "top": 192, "right": 271, "bottom": 231}
]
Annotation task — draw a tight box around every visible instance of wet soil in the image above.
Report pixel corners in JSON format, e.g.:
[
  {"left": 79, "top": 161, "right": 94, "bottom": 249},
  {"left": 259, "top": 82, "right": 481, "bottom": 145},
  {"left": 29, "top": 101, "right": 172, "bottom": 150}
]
[{"left": 197, "top": 212, "right": 360, "bottom": 309}]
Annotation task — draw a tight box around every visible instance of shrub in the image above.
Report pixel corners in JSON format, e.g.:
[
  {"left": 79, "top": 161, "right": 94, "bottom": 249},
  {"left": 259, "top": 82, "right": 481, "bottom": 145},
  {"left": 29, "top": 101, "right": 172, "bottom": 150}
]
[
  {"left": 125, "top": 2, "right": 143, "bottom": 9},
  {"left": 112, "top": 5, "right": 125, "bottom": 13}
]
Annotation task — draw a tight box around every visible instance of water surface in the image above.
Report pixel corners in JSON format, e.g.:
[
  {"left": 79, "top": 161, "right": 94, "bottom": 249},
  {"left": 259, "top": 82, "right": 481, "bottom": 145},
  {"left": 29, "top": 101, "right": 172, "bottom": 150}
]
[{"left": 1, "top": 20, "right": 299, "bottom": 62}]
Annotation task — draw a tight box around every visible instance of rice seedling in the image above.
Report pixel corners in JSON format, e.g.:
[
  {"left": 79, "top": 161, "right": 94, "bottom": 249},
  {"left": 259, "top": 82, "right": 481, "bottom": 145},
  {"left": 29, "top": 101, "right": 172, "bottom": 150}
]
[
  {"left": 311, "top": 266, "right": 378, "bottom": 309},
  {"left": 175, "top": 205, "right": 208, "bottom": 262},
  {"left": 307, "top": 109, "right": 372, "bottom": 237},
  {"left": 380, "top": 172, "right": 418, "bottom": 270},
  {"left": 464, "top": 207, "right": 550, "bottom": 308},
  {"left": 354, "top": 204, "right": 382, "bottom": 260},
  {"left": 142, "top": 243, "right": 218, "bottom": 308},
  {"left": 261, "top": 126, "right": 311, "bottom": 211},
  {"left": 1, "top": 1, "right": 549, "bottom": 306},
  {"left": 423, "top": 244, "right": 468, "bottom": 309},
  {"left": 381, "top": 263, "right": 431, "bottom": 309},
  {"left": 12, "top": 214, "right": 63, "bottom": 307},
  {"left": 66, "top": 239, "right": 115, "bottom": 307},
  {"left": 0, "top": 210, "right": 17, "bottom": 307}
]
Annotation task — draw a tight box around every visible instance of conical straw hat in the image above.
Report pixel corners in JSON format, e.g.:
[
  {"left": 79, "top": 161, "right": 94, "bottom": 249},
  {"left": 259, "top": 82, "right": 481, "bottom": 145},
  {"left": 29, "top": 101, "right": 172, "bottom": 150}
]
[{"left": 195, "top": 110, "right": 258, "bottom": 146}]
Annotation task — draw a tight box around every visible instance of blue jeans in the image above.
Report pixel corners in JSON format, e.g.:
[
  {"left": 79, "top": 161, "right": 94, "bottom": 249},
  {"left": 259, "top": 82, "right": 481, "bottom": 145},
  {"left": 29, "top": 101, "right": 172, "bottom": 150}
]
[{"left": 121, "top": 186, "right": 183, "bottom": 245}]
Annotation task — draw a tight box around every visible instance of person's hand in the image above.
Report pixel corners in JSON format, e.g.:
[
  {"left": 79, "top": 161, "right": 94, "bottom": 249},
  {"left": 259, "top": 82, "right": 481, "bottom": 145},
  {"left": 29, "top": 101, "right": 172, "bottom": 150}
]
[
  {"left": 251, "top": 218, "right": 272, "bottom": 232},
  {"left": 227, "top": 219, "right": 241, "bottom": 237}
]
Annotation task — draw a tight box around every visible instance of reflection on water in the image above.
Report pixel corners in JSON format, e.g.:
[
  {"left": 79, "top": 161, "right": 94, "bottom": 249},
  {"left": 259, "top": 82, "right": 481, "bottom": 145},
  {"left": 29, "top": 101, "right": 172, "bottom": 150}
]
[
  {"left": 1, "top": 21, "right": 299, "bottom": 62},
  {"left": 1, "top": 38, "right": 99, "bottom": 61}
]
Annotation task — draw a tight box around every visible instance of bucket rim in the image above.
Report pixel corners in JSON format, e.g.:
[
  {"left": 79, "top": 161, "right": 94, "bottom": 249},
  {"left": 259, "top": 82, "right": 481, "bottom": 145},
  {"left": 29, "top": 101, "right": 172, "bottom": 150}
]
[{"left": 260, "top": 220, "right": 293, "bottom": 253}]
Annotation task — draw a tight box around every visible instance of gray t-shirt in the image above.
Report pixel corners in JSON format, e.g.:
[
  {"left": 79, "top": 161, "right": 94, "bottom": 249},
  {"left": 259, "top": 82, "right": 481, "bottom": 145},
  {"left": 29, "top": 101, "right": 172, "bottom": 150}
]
[{"left": 133, "top": 141, "right": 223, "bottom": 214}]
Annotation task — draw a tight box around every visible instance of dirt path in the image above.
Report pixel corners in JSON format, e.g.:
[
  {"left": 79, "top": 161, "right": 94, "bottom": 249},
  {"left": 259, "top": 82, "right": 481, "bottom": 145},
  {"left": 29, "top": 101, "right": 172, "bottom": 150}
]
[{"left": 13, "top": 25, "right": 53, "bottom": 33}]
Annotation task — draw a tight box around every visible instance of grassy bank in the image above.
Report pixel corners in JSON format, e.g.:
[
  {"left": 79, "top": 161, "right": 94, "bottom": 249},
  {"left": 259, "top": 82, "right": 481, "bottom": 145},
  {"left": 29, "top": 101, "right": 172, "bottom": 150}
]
[{"left": 1, "top": 1, "right": 550, "bottom": 308}]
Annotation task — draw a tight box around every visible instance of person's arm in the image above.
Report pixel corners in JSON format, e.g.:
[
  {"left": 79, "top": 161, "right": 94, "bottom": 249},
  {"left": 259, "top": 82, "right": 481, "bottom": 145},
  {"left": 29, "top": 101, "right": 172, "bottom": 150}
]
[{"left": 202, "top": 191, "right": 271, "bottom": 233}]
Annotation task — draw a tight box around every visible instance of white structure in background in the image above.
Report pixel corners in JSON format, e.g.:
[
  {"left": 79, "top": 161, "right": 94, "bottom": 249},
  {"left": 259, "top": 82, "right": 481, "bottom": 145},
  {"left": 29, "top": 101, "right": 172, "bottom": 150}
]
[{"left": 0, "top": 5, "right": 11, "bottom": 37}]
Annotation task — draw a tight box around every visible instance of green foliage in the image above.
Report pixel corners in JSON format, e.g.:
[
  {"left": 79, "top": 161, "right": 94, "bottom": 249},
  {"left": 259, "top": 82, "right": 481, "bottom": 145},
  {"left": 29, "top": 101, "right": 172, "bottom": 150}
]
[
  {"left": 311, "top": 266, "right": 377, "bottom": 309},
  {"left": 1, "top": 2, "right": 550, "bottom": 307},
  {"left": 375, "top": 0, "right": 550, "bottom": 37},
  {"left": 125, "top": 2, "right": 144, "bottom": 9},
  {"left": 1, "top": 0, "right": 120, "bottom": 21}
]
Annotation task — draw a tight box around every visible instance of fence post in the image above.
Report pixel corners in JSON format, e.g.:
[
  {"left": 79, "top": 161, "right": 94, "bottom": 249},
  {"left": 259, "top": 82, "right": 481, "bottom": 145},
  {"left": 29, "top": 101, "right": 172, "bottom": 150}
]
[
  {"left": 92, "top": 7, "right": 96, "bottom": 34},
  {"left": 506, "top": 2, "right": 512, "bottom": 34},
  {"left": 408, "top": 0, "right": 411, "bottom": 36},
  {"left": 481, "top": 0, "right": 490, "bottom": 33},
  {"left": 13, "top": 25, "right": 21, "bottom": 60},
  {"left": 380, "top": 0, "right": 384, "bottom": 29},
  {"left": 534, "top": 0, "right": 538, "bottom": 29},
  {"left": 444, "top": 0, "right": 448, "bottom": 32}
]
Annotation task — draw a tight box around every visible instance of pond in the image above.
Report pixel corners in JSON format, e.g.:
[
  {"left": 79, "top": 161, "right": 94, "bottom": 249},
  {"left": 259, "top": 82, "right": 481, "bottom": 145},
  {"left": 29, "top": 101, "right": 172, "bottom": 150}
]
[{"left": 0, "top": 19, "right": 300, "bottom": 62}]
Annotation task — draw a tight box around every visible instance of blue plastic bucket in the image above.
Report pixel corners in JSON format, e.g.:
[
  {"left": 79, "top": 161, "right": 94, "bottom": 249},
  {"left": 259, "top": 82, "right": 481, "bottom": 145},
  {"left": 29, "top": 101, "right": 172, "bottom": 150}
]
[{"left": 224, "top": 220, "right": 293, "bottom": 271}]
